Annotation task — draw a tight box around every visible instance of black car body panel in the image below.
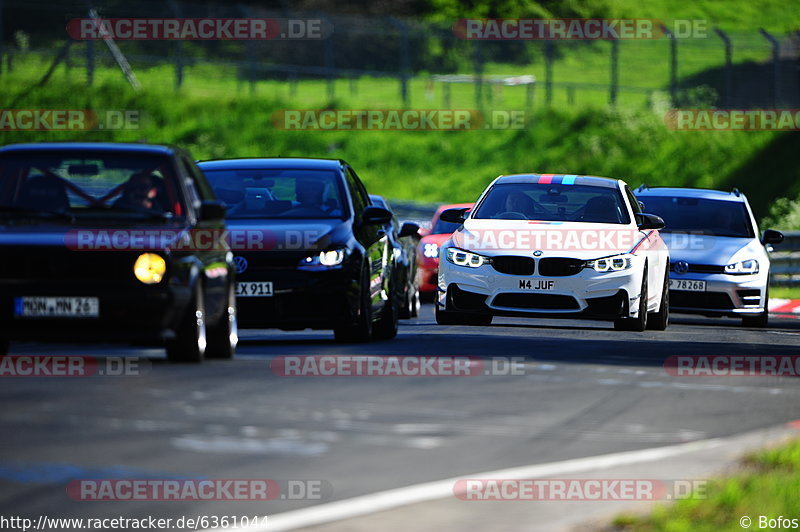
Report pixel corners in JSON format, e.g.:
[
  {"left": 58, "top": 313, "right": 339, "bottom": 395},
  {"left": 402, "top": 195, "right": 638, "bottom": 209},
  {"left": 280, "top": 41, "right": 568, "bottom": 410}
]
[
  {"left": 197, "top": 158, "right": 398, "bottom": 334},
  {"left": 0, "top": 143, "right": 235, "bottom": 357}
]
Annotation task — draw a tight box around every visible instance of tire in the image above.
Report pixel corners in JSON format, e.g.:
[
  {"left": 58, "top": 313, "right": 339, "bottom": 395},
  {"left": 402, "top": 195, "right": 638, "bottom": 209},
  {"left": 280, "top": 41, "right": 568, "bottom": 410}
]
[
  {"left": 166, "top": 282, "right": 207, "bottom": 363},
  {"left": 614, "top": 268, "right": 648, "bottom": 332},
  {"left": 205, "top": 282, "right": 238, "bottom": 359},
  {"left": 399, "top": 285, "right": 413, "bottom": 319},
  {"left": 647, "top": 267, "right": 670, "bottom": 331},
  {"left": 742, "top": 285, "right": 769, "bottom": 328},
  {"left": 410, "top": 287, "right": 420, "bottom": 318},
  {"left": 435, "top": 305, "right": 492, "bottom": 326},
  {"left": 373, "top": 277, "right": 399, "bottom": 340},
  {"left": 334, "top": 266, "right": 373, "bottom": 343}
]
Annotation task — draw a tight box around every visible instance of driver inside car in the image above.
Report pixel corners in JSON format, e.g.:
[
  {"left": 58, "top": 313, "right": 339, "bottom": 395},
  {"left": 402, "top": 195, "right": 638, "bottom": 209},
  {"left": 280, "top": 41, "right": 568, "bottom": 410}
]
[{"left": 114, "top": 172, "right": 164, "bottom": 212}]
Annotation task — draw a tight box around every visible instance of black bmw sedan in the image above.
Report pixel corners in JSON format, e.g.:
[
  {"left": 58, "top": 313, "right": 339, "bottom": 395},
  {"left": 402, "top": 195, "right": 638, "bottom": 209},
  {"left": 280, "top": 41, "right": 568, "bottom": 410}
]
[
  {"left": 0, "top": 142, "right": 237, "bottom": 362},
  {"left": 197, "top": 158, "right": 400, "bottom": 342}
]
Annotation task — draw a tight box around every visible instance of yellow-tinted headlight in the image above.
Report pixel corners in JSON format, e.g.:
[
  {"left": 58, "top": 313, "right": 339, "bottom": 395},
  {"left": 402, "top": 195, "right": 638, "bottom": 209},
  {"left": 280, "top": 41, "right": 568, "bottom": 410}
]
[{"left": 134, "top": 253, "right": 166, "bottom": 284}]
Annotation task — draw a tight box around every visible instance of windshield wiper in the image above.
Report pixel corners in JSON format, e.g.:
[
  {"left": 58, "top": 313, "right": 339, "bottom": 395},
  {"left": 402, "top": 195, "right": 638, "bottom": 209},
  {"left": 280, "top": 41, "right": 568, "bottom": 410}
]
[{"left": 0, "top": 205, "right": 75, "bottom": 222}]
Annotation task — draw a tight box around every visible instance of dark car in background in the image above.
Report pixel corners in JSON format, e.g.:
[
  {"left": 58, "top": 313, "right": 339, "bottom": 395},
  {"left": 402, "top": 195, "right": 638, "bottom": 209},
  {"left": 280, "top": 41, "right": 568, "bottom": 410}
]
[
  {"left": 370, "top": 194, "right": 421, "bottom": 318},
  {"left": 0, "top": 142, "right": 237, "bottom": 362},
  {"left": 197, "top": 158, "right": 400, "bottom": 341}
]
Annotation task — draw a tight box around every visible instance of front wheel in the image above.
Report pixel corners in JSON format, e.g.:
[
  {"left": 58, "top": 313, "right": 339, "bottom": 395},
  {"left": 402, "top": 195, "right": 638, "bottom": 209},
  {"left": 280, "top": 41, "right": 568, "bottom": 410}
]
[
  {"left": 614, "top": 269, "right": 648, "bottom": 332},
  {"left": 205, "top": 282, "right": 238, "bottom": 359},
  {"left": 166, "top": 283, "right": 207, "bottom": 363},
  {"left": 373, "top": 279, "right": 399, "bottom": 340},
  {"left": 334, "top": 267, "right": 373, "bottom": 343},
  {"left": 647, "top": 268, "right": 669, "bottom": 331}
]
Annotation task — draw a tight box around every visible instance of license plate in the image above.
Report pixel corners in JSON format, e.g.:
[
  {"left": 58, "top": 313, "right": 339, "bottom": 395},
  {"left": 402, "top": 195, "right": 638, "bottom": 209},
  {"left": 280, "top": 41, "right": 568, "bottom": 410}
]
[
  {"left": 236, "top": 282, "right": 273, "bottom": 297},
  {"left": 518, "top": 279, "right": 555, "bottom": 291},
  {"left": 14, "top": 297, "right": 99, "bottom": 318},
  {"left": 669, "top": 279, "right": 706, "bottom": 292}
]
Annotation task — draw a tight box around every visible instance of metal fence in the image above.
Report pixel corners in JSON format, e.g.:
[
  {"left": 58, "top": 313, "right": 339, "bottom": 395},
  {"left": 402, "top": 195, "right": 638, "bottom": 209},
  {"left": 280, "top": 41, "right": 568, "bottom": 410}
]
[{"left": 1, "top": 0, "right": 797, "bottom": 110}]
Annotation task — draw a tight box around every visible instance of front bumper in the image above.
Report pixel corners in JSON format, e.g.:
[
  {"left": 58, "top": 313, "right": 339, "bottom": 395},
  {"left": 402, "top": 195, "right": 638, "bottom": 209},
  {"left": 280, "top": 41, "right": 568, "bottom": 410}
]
[
  {"left": 668, "top": 272, "right": 767, "bottom": 316},
  {"left": 0, "top": 280, "right": 189, "bottom": 343},
  {"left": 438, "top": 257, "right": 644, "bottom": 320},
  {"left": 235, "top": 268, "right": 358, "bottom": 329}
]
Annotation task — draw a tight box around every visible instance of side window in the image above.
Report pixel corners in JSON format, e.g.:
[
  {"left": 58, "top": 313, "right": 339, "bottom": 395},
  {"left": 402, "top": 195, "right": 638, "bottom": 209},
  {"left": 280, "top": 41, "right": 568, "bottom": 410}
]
[
  {"left": 345, "top": 167, "right": 368, "bottom": 219},
  {"left": 626, "top": 186, "right": 643, "bottom": 215}
]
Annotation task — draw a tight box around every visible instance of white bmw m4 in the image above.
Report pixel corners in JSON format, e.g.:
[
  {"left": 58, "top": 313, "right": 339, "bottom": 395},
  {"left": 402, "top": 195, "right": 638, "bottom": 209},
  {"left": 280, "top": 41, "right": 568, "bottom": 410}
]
[{"left": 436, "top": 174, "right": 671, "bottom": 331}]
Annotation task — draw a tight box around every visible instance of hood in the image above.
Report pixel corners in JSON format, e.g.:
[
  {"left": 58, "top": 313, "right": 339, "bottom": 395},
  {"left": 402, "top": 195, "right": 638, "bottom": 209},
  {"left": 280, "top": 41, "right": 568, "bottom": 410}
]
[
  {"left": 660, "top": 233, "right": 761, "bottom": 265},
  {"left": 451, "top": 219, "right": 646, "bottom": 261},
  {"left": 224, "top": 218, "right": 346, "bottom": 253},
  {"left": 0, "top": 220, "right": 191, "bottom": 251}
]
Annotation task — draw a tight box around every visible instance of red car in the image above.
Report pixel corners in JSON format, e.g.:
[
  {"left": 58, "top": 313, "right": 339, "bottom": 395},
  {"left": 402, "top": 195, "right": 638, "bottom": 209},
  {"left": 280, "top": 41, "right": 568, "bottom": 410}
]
[{"left": 417, "top": 203, "right": 473, "bottom": 298}]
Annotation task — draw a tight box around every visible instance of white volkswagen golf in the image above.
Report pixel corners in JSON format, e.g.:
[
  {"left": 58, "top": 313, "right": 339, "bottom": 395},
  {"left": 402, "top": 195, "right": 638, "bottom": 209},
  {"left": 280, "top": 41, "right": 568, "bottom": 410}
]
[{"left": 437, "top": 174, "right": 671, "bottom": 331}]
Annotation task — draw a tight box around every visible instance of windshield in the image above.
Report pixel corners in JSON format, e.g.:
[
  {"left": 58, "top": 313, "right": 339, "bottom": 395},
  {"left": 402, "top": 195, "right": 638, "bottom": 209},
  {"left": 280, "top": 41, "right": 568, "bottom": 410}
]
[
  {"left": 639, "top": 196, "right": 754, "bottom": 238},
  {"left": 473, "top": 183, "right": 630, "bottom": 224},
  {"left": 0, "top": 151, "right": 183, "bottom": 219},
  {"left": 202, "top": 168, "right": 347, "bottom": 219}
]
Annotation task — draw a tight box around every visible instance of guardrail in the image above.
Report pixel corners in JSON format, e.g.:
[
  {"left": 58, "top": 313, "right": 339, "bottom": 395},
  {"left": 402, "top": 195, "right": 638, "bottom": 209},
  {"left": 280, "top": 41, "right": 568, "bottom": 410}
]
[{"left": 769, "top": 231, "right": 800, "bottom": 286}]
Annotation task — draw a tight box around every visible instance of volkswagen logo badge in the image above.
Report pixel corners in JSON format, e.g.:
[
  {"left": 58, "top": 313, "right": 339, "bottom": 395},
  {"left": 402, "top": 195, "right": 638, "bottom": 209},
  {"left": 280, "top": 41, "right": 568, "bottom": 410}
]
[
  {"left": 533, "top": 250, "right": 543, "bottom": 257},
  {"left": 233, "top": 256, "right": 249, "bottom": 274},
  {"left": 673, "top": 260, "right": 689, "bottom": 274}
]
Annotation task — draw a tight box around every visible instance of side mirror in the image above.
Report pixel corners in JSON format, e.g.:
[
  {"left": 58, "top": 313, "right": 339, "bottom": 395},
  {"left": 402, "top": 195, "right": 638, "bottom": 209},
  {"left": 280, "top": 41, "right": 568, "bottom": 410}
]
[
  {"left": 399, "top": 222, "right": 420, "bottom": 238},
  {"left": 362, "top": 206, "right": 393, "bottom": 225},
  {"left": 199, "top": 200, "right": 227, "bottom": 221},
  {"left": 637, "top": 213, "right": 665, "bottom": 231},
  {"left": 762, "top": 229, "right": 784, "bottom": 245},
  {"left": 439, "top": 207, "right": 469, "bottom": 224}
]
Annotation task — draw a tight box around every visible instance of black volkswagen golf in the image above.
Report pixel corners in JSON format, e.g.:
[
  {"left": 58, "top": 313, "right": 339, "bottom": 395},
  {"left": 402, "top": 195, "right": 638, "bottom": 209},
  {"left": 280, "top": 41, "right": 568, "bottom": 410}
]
[
  {"left": 197, "top": 158, "right": 400, "bottom": 342},
  {"left": 0, "top": 142, "right": 237, "bottom": 362}
]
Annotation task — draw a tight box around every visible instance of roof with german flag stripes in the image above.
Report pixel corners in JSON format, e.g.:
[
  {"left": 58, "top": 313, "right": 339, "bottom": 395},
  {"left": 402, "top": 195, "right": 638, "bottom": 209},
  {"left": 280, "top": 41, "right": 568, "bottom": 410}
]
[{"left": 494, "top": 174, "right": 620, "bottom": 188}]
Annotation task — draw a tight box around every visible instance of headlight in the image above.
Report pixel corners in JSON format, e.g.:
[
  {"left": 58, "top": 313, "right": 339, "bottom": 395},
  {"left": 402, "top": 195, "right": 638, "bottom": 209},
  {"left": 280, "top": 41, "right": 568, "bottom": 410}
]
[
  {"left": 445, "top": 247, "right": 492, "bottom": 268},
  {"left": 133, "top": 253, "right": 166, "bottom": 284},
  {"left": 422, "top": 243, "right": 439, "bottom": 259},
  {"left": 585, "top": 254, "right": 633, "bottom": 273},
  {"left": 299, "top": 249, "right": 346, "bottom": 270},
  {"left": 725, "top": 259, "right": 759, "bottom": 275}
]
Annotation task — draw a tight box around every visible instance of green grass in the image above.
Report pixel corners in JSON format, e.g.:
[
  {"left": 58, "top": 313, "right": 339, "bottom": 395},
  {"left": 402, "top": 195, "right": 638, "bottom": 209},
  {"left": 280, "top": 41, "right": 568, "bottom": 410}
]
[
  {"left": 769, "top": 287, "right": 800, "bottom": 300},
  {"left": 611, "top": 438, "right": 800, "bottom": 531},
  {"left": 0, "top": 69, "right": 786, "bottom": 216}
]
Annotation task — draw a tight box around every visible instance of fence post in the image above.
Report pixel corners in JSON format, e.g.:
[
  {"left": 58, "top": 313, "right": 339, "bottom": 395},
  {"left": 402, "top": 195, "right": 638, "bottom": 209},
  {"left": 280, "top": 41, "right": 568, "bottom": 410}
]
[
  {"left": 544, "top": 41, "right": 554, "bottom": 106},
  {"left": 168, "top": 0, "right": 184, "bottom": 89},
  {"left": 390, "top": 18, "right": 411, "bottom": 107},
  {"left": 85, "top": 5, "right": 96, "bottom": 85},
  {"left": 0, "top": 0, "right": 4, "bottom": 77},
  {"left": 324, "top": 23, "right": 335, "bottom": 100},
  {"left": 662, "top": 25, "right": 678, "bottom": 106},
  {"left": 714, "top": 28, "right": 732, "bottom": 106},
  {"left": 759, "top": 28, "right": 781, "bottom": 106},
  {"left": 609, "top": 38, "right": 618, "bottom": 106},
  {"left": 473, "top": 40, "right": 483, "bottom": 109},
  {"left": 86, "top": 39, "right": 94, "bottom": 86}
]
